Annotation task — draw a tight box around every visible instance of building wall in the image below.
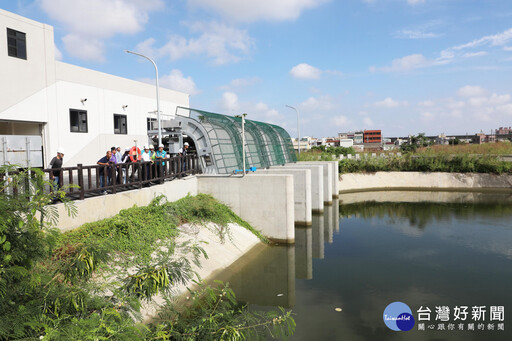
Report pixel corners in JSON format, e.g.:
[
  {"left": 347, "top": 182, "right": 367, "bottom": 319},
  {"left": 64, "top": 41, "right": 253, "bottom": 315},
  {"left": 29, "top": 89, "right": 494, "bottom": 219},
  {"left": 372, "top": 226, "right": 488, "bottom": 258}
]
[
  {"left": 363, "top": 129, "right": 382, "bottom": 143},
  {"left": 0, "top": 9, "right": 190, "bottom": 167}
]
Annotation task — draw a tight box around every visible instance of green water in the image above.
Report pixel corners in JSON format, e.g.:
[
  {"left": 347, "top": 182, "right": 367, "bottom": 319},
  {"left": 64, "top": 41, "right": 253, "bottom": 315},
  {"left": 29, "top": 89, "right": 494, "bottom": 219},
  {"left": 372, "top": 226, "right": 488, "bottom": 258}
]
[{"left": 221, "top": 191, "right": 512, "bottom": 341}]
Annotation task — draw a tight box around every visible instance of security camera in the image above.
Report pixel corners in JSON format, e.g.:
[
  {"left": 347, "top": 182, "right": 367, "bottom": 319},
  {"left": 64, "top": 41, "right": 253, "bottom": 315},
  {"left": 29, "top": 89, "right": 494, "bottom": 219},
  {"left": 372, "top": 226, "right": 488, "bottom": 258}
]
[
  {"left": 122, "top": 104, "right": 128, "bottom": 109},
  {"left": 81, "top": 98, "right": 87, "bottom": 103}
]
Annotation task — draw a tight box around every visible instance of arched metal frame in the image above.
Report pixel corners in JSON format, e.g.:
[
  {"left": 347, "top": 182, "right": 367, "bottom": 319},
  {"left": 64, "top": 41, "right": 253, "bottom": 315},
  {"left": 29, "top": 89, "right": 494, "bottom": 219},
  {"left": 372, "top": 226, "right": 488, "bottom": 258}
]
[{"left": 175, "top": 107, "right": 296, "bottom": 174}]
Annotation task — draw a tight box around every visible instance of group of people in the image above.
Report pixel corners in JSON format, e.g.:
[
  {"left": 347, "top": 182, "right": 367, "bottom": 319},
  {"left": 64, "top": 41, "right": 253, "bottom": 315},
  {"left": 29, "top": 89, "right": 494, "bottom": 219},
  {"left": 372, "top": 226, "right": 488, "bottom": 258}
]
[
  {"left": 96, "top": 142, "right": 189, "bottom": 194},
  {"left": 48, "top": 142, "right": 190, "bottom": 196}
]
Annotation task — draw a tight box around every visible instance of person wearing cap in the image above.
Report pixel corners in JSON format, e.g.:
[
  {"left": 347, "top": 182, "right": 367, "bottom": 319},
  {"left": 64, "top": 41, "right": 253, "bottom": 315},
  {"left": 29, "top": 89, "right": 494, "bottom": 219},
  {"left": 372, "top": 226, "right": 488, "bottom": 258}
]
[
  {"left": 178, "top": 142, "right": 189, "bottom": 173},
  {"left": 49, "top": 148, "right": 64, "bottom": 191},
  {"left": 141, "top": 145, "right": 153, "bottom": 183},
  {"left": 155, "top": 143, "right": 167, "bottom": 178}
]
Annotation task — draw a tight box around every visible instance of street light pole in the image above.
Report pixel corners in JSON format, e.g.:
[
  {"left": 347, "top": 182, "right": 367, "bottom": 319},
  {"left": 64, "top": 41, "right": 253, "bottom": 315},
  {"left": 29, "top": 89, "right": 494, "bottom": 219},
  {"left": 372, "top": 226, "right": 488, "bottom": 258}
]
[
  {"left": 235, "top": 113, "right": 247, "bottom": 174},
  {"left": 286, "top": 105, "right": 301, "bottom": 155},
  {"left": 125, "top": 50, "right": 162, "bottom": 147}
]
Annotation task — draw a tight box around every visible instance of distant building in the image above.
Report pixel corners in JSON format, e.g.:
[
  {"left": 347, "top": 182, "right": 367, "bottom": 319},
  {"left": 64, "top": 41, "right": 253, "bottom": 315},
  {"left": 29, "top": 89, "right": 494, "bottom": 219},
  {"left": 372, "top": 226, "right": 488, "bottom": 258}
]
[
  {"left": 363, "top": 130, "right": 382, "bottom": 143},
  {"left": 339, "top": 139, "right": 354, "bottom": 148},
  {"left": 497, "top": 127, "right": 512, "bottom": 135},
  {"left": 354, "top": 131, "right": 364, "bottom": 144}
]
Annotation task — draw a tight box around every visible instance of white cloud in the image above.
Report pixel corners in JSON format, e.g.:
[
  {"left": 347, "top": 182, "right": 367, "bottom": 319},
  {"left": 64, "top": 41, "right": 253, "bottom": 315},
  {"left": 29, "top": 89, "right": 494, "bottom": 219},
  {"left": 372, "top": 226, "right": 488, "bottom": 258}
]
[
  {"left": 300, "top": 95, "right": 334, "bottom": 110},
  {"left": 407, "top": 0, "right": 425, "bottom": 5},
  {"left": 54, "top": 44, "right": 62, "bottom": 60},
  {"left": 332, "top": 115, "right": 349, "bottom": 127},
  {"left": 220, "top": 92, "right": 240, "bottom": 111},
  {"left": 219, "top": 77, "right": 261, "bottom": 90},
  {"left": 462, "top": 51, "right": 488, "bottom": 58},
  {"left": 421, "top": 111, "right": 433, "bottom": 121},
  {"left": 187, "top": 0, "right": 330, "bottom": 22},
  {"left": 457, "top": 85, "right": 487, "bottom": 97},
  {"left": 379, "top": 27, "right": 512, "bottom": 72},
  {"left": 62, "top": 34, "right": 105, "bottom": 62},
  {"left": 290, "top": 63, "right": 322, "bottom": 79},
  {"left": 363, "top": 117, "right": 374, "bottom": 126},
  {"left": 452, "top": 28, "right": 512, "bottom": 51},
  {"left": 378, "top": 54, "right": 431, "bottom": 72},
  {"left": 143, "top": 21, "right": 254, "bottom": 65},
  {"left": 374, "top": 97, "right": 408, "bottom": 108},
  {"left": 39, "top": 0, "right": 163, "bottom": 61},
  {"left": 159, "top": 69, "right": 199, "bottom": 95},
  {"left": 395, "top": 30, "right": 439, "bottom": 39},
  {"left": 418, "top": 100, "right": 434, "bottom": 107}
]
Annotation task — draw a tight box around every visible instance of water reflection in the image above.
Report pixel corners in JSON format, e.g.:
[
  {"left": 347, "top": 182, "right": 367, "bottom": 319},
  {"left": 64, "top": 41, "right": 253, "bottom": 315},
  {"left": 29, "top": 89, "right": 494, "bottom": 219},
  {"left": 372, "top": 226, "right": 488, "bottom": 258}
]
[
  {"left": 219, "top": 244, "right": 295, "bottom": 308},
  {"left": 217, "top": 192, "right": 512, "bottom": 340},
  {"left": 295, "top": 227, "right": 312, "bottom": 279}
]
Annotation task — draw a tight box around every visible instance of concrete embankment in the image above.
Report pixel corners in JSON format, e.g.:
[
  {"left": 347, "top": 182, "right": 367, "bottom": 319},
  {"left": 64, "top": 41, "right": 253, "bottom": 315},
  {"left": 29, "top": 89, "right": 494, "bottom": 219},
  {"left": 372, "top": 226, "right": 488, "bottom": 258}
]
[
  {"left": 339, "top": 172, "right": 512, "bottom": 193},
  {"left": 141, "top": 221, "right": 263, "bottom": 321}
]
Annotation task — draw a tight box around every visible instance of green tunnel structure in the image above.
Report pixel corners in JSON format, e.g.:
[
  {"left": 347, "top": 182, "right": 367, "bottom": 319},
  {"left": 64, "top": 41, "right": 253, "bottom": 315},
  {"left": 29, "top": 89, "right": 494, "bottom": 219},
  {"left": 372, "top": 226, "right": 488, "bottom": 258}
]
[{"left": 153, "top": 107, "right": 297, "bottom": 174}]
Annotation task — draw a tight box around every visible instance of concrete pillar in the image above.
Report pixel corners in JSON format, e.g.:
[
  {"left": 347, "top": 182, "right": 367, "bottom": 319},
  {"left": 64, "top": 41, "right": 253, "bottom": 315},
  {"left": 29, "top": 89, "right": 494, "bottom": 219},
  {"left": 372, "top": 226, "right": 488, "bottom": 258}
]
[
  {"left": 197, "top": 174, "right": 295, "bottom": 244},
  {"left": 271, "top": 164, "right": 324, "bottom": 214},
  {"left": 255, "top": 168, "right": 312, "bottom": 226},
  {"left": 298, "top": 161, "right": 334, "bottom": 204}
]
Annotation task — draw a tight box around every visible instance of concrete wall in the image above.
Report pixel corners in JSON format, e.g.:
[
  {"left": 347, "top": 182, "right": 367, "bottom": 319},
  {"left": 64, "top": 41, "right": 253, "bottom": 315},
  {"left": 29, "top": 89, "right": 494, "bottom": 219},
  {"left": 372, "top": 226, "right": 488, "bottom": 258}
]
[
  {"left": 55, "top": 177, "right": 198, "bottom": 231},
  {"left": 292, "top": 162, "right": 333, "bottom": 204},
  {"left": 339, "top": 172, "right": 512, "bottom": 193},
  {"left": 272, "top": 164, "right": 324, "bottom": 213},
  {"left": 256, "top": 168, "right": 312, "bottom": 226},
  {"left": 197, "top": 174, "right": 295, "bottom": 243},
  {"left": 300, "top": 161, "right": 339, "bottom": 199}
]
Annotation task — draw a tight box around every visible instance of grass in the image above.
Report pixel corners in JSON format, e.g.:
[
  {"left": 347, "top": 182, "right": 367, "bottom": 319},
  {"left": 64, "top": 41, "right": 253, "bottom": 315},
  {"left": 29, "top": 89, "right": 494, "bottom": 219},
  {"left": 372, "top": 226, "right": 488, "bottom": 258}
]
[
  {"left": 416, "top": 142, "right": 512, "bottom": 156},
  {"left": 61, "top": 194, "right": 267, "bottom": 261}
]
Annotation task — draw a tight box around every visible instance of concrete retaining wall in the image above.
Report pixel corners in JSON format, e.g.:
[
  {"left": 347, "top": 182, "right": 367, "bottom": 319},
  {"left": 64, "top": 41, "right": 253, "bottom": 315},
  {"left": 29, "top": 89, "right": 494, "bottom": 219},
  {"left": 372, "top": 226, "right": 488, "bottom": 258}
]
[
  {"left": 56, "top": 177, "right": 198, "bottom": 231},
  {"left": 255, "top": 168, "right": 312, "bottom": 226},
  {"left": 197, "top": 174, "right": 295, "bottom": 243},
  {"left": 300, "top": 161, "right": 339, "bottom": 199},
  {"left": 296, "top": 162, "right": 332, "bottom": 204},
  {"left": 339, "top": 172, "right": 512, "bottom": 193},
  {"left": 273, "top": 164, "right": 324, "bottom": 213}
]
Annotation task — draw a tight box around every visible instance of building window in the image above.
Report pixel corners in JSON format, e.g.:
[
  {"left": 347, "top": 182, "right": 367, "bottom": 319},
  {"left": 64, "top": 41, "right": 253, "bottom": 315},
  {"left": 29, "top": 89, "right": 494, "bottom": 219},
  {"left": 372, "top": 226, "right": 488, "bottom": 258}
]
[
  {"left": 7, "top": 28, "right": 26, "bottom": 59},
  {"left": 147, "top": 117, "right": 157, "bottom": 132},
  {"left": 70, "top": 109, "right": 88, "bottom": 133},
  {"left": 114, "top": 114, "right": 127, "bottom": 134}
]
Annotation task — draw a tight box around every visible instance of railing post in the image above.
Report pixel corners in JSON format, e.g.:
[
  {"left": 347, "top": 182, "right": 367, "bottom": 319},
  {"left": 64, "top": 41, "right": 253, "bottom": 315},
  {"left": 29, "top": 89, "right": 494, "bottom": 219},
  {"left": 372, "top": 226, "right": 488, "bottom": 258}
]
[
  {"left": 137, "top": 162, "right": 142, "bottom": 189},
  {"left": 112, "top": 163, "right": 117, "bottom": 194},
  {"left": 78, "top": 164, "right": 85, "bottom": 200}
]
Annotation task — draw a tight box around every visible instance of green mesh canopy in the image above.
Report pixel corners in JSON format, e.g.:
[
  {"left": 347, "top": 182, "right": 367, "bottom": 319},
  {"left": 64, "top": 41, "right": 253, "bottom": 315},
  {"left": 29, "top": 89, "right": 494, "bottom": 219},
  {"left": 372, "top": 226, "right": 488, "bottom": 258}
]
[{"left": 177, "top": 107, "right": 296, "bottom": 174}]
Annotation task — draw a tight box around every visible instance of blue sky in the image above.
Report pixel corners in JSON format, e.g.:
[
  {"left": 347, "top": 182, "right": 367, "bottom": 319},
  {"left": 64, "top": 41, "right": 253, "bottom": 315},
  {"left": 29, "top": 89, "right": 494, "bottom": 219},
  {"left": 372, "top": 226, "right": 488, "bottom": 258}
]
[{"left": 3, "top": 0, "right": 512, "bottom": 138}]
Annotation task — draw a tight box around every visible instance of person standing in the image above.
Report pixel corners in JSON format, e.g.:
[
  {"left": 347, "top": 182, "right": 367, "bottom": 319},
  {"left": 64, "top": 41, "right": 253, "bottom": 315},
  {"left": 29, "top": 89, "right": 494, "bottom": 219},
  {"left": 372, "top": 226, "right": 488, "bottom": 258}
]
[
  {"left": 178, "top": 142, "right": 189, "bottom": 173},
  {"left": 109, "top": 147, "right": 118, "bottom": 185},
  {"left": 115, "top": 146, "right": 122, "bottom": 164},
  {"left": 141, "top": 145, "right": 152, "bottom": 184},
  {"left": 121, "top": 147, "right": 130, "bottom": 184},
  {"left": 155, "top": 144, "right": 167, "bottom": 178},
  {"left": 97, "top": 150, "right": 112, "bottom": 194},
  {"left": 49, "top": 147, "right": 64, "bottom": 192}
]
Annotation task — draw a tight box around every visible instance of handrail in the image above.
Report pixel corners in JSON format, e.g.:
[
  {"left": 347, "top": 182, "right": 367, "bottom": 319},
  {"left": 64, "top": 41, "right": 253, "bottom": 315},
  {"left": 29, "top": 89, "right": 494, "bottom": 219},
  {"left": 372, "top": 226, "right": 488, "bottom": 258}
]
[{"left": 34, "top": 154, "right": 200, "bottom": 201}]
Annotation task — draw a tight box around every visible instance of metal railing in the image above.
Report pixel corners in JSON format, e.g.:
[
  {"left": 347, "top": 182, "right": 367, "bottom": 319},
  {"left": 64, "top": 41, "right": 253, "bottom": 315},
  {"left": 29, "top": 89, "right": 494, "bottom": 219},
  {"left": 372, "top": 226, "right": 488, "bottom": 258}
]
[{"left": 41, "top": 155, "right": 200, "bottom": 200}]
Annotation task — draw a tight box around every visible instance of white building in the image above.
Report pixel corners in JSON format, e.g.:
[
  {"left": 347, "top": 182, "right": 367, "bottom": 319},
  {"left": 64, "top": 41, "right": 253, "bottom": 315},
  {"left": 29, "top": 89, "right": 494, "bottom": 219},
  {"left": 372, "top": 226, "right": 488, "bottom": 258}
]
[{"left": 0, "top": 9, "right": 189, "bottom": 167}]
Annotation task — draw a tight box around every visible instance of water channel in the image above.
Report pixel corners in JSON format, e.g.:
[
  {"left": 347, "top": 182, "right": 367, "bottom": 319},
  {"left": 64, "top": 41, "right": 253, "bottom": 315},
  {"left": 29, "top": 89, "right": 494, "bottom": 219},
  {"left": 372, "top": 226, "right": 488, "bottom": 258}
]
[{"left": 218, "top": 191, "right": 512, "bottom": 340}]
